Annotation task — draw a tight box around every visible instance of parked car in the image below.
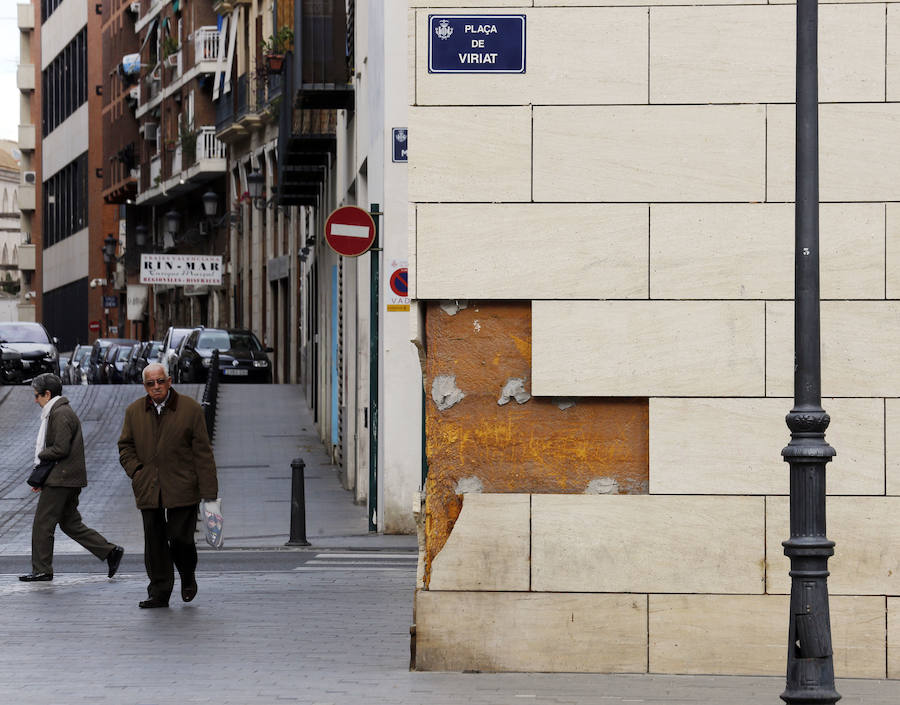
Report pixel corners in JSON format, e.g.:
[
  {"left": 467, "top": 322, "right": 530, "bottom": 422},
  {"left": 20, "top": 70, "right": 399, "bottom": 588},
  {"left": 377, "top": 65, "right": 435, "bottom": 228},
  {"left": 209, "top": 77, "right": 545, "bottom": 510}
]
[
  {"left": 159, "top": 326, "right": 194, "bottom": 377},
  {"left": 175, "top": 328, "right": 272, "bottom": 384},
  {"left": 0, "top": 341, "right": 24, "bottom": 385},
  {"left": 0, "top": 321, "right": 59, "bottom": 382},
  {"left": 127, "top": 340, "right": 162, "bottom": 384},
  {"left": 61, "top": 345, "right": 91, "bottom": 385},
  {"left": 86, "top": 337, "right": 139, "bottom": 384},
  {"left": 105, "top": 343, "right": 136, "bottom": 384}
]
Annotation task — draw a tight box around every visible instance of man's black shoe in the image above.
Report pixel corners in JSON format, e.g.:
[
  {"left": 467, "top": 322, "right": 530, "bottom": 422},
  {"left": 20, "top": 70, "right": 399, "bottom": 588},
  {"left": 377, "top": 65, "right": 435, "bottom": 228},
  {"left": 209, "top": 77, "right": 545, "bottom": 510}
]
[
  {"left": 138, "top": 598, "right": 169, "bottom": 609},
  {"left": 181, "top": 574, "right": 197, "bottom": 602},
  {"left": 106, "top": 546, "right": 124, "bottom": 578},
  {"left": 18, "top": 572, "right": 53, "bottom": 582}
]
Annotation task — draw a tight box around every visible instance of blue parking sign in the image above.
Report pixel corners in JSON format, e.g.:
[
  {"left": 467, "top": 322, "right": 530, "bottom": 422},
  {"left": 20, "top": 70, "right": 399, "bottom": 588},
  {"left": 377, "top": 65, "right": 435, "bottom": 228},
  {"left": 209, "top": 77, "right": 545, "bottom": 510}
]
[{"left": 428, "top": 15, "right": 526, "bottom": 74}]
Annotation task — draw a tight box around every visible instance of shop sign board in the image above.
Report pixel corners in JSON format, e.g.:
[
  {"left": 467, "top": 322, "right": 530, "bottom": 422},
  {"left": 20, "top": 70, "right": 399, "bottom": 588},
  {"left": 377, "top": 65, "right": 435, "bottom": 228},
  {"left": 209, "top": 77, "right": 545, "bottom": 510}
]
[{"left": 140, "top": 254, "right": 223, "bottom": 286}]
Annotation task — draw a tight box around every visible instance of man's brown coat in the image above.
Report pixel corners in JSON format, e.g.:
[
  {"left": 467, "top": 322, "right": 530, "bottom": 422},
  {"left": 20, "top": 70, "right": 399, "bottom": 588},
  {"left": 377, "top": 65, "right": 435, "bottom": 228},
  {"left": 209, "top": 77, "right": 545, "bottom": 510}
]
[{"left": 117, "top": 388, "right": 218, "bottom": 509}]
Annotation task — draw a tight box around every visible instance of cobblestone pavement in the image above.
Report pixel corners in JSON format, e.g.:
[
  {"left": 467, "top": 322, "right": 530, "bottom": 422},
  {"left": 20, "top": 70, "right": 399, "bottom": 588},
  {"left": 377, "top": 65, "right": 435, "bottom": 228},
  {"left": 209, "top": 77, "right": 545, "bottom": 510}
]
[{"left": 2, "top": 383, "right": 900, "bottom": 704}]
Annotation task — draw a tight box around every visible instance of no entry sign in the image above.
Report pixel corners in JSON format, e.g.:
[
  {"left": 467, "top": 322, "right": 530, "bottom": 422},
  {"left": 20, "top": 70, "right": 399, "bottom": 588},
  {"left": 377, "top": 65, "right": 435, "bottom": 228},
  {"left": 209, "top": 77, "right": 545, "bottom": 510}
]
[{"left": 324, "top": 206, "right": 376, "bottom": 257}]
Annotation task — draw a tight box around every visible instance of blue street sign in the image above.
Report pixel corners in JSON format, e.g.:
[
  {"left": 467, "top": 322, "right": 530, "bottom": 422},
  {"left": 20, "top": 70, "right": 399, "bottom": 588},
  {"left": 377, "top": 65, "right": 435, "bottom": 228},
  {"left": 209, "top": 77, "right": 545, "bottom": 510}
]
[
  {"left": 428, "top": 15, "right": 526, "bottom": 74},
  {"left": 102, "top": 295, "right": 118, "bottom": 308},
  {"left": 392, "top": 128, "right": 408, "bottom": 163}
]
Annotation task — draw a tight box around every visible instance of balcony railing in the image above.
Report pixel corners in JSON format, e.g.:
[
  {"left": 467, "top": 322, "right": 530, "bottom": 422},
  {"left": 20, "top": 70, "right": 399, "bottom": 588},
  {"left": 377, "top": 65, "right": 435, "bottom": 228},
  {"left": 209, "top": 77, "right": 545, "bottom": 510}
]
[
  {"left": 194, "top": 27, "right": 220, "bottom": 63},
  {"left": 149, "top": 155, "right": 161, "bottom": 186},
  {"left": 197, "top": 127, "right": 225, "bottom": 160}
]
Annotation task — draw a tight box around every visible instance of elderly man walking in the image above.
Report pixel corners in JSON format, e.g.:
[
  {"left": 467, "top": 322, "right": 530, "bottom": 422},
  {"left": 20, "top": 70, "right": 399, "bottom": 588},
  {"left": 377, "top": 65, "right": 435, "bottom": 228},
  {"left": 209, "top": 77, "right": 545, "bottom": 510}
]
[
  {"left": 118, "top": 362, "right": 218, "bottom": 608},
  {"left": 20, "top": 373, "right": 124, "bottom": 582}
]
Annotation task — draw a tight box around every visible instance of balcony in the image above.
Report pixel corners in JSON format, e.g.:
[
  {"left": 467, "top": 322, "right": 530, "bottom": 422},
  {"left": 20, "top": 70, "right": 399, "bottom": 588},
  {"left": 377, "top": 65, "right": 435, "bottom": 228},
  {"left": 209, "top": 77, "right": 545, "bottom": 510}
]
[
  {"left": 291, "top": 0, "right": 354, "bottom": 111},
  {"left": 18, "top": 124, "right": 35, "bottom": 151},
  {"left": 235, "top": 74, "right": 264, "bottom": 131},
  {"left": 17, "top": 3, "right": 34, "bottom": 31},
  {"left": 193, "top": 26, "right": 220, "bottom": 70},
  {"left": 149, "top": 155, "right": 161, "bottom": 187},
  {"left": 137, "top": 127, "right": 225, "bottom": 205},
  {"left": 277, "top": 52, "right": 336, "bottom": 207},
  {"left": 18, "top": 185, "right": 35, "bottom": 211},
  {"left": 17, "top": 64, "right": 34, "bottom": 92}
]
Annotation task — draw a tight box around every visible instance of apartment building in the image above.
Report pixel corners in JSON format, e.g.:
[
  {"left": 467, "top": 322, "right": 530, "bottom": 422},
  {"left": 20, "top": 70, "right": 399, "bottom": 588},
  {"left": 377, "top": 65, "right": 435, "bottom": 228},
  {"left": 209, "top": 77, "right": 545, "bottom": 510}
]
[{"left": 16, "top": 0, "right": 120, "bottom": 350}]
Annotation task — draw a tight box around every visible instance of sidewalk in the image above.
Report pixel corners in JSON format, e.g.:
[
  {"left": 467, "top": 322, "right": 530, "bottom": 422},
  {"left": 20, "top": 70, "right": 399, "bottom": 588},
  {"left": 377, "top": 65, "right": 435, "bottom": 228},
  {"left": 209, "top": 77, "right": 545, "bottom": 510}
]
[{"left": 212, "top": 383, "right": 416, "bottom": 551}]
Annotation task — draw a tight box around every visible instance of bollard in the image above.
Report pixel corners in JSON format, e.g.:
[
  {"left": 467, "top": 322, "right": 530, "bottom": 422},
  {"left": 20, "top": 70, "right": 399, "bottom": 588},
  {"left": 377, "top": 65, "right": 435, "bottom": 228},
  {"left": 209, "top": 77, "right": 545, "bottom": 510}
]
[{"left": 286, "top": 457, "right": 311, "bottom": 546}]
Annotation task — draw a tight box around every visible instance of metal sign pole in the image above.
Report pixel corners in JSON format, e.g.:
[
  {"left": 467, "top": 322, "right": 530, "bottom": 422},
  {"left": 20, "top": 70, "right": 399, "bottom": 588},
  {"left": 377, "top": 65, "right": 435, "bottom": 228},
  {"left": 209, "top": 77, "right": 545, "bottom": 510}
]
[{"left": 368, "top": 203, "right": 380, "bottom": 532}]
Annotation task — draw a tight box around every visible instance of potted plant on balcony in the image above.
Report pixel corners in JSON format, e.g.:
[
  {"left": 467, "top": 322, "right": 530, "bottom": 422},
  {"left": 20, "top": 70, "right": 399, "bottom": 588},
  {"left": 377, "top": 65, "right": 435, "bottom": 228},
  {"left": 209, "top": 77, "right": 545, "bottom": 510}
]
[
  {"left": 161, "top": 35, "right": 180, "bottom": 67},
  {"left": 260, "top": 26, "right": 293, "bottom": 73},
  {"left": 179, "top": 116, "right": 197, "bottom": 166}
]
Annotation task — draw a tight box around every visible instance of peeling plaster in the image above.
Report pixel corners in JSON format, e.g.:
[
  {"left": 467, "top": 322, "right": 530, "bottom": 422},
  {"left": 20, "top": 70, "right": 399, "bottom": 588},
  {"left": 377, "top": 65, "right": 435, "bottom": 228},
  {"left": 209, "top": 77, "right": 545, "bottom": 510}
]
[
  {"left": 497, "top": 377, "right": 531, "bottom": 406},
  {"left": 585, "top": 477, "right": 619, "bottom": 494},
  {"left": 432, "top": 375, "right": 466, "bottom": 410},
  {"left": 455, "top": 476, "right": 484, "bottom": 495},
  {"left": 554, "top": 398, "right": 576, "bottom": 411},
  {"left": 440, "top": 299, "right": 469, "bottom": 316}
]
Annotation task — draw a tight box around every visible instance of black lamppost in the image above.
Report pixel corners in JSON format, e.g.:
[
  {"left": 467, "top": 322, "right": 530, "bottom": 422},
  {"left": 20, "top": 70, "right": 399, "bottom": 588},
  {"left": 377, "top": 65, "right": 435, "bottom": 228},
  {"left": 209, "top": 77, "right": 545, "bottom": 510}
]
[
  {"left": 781, "top": 2, "right": 839, "bottom": 703},
  {"left": 102, "top": 234, "right": 118, "bottom": 337}
]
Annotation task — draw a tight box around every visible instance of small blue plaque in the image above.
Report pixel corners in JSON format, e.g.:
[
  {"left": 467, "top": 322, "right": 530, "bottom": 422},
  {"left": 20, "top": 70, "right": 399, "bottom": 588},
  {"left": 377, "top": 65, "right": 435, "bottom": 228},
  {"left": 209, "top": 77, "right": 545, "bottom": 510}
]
[
  {"left": 392, "top": 128, "right": 408, "bottom": 163},
  {"left": 428, "top": 15, "right": 526, "bottom": 74},
  {"left": 102, "top": 295, "right": 118, "bottom": 308}
]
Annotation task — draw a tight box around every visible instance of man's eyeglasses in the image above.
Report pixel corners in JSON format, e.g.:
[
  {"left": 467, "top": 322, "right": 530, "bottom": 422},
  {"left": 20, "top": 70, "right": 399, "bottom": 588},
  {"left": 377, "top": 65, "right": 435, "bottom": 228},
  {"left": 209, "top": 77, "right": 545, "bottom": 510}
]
[{"left": 144, "top": 378, "right": 168, "bottom": 388}]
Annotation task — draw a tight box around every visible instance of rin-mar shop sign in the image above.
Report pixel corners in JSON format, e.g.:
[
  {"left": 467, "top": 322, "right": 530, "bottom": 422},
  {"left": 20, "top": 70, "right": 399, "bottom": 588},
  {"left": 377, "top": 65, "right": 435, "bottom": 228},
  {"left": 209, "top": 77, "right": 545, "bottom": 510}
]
[
  {"left": 140, "top": 254, "right": 223, "bottom": 286},
  {"left": 428, "top": 15, "right": 526, "bottom": 74}
]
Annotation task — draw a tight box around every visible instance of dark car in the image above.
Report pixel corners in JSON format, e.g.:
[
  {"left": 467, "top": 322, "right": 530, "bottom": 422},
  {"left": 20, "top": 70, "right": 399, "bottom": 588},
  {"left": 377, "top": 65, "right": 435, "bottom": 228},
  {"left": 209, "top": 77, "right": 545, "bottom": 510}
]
[
  {"left": 86, "top": 337, "right": 139, "bottom": 384},
  {"left": 105, "top": 343, "right": 136, "bottom": 385},
  {"left": 175, "top": 328, "right": 272, "bottom": 384},
  {"left": 0, "top": 321, "right": 59, "bottom": 383},
  {"left": 127, "top": 340, "right": 162, "bottom": 384},
  {"left": 159, "top": 326, "right": 194, "bottom": 377},
  {"left": 61, "top": 345, "right": 91, "bottom": 385},
  {"left": 0, "top": 341, "right": 24, "bottom": 384}
]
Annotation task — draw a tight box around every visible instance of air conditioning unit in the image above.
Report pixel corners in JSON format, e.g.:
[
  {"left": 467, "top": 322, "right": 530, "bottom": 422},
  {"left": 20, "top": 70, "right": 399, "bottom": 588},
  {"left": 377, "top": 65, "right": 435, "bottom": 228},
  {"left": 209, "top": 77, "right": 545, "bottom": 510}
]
[
  {"left": 141, "top": 123, "right": 157, "bottom": 141},
  {"left": 128, "top": 87, "right": 139, "bottom": 101},
  {"left": 22, "top": 171, "right": 36, "bottom": 185},
  {"left": 128, "top": 2, "right": 140, "bottom": 14}
]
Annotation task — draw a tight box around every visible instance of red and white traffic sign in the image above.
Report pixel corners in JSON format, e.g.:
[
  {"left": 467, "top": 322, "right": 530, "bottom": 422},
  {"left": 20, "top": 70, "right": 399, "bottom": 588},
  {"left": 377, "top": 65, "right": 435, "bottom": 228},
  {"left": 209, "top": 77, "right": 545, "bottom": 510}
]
[{"left": 324, "top": 206, "right": 376, "bottom": 257}]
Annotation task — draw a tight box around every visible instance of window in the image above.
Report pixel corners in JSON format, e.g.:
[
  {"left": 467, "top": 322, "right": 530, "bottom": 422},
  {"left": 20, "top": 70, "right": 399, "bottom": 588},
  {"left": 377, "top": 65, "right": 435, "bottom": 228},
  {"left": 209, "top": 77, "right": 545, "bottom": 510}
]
[
  {"left": 42, "top": 29, "right": 88, "bottom": 136},
  {"left": 43, "top": 153, "right": 88, "bottom": 248},
  {"left": 41, "top": 0, "right": 65, "bottom": 22}
]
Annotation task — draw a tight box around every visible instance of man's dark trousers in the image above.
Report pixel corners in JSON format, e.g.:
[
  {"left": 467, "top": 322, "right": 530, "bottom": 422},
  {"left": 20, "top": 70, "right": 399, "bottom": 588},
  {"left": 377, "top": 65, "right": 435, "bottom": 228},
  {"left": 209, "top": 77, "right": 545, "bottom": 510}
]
[
  {"left": 140, "top": 504, "right": 198, "bottom": 602},
  {"left": 32, "top": 486, "right": 116, "bottom": 574}
]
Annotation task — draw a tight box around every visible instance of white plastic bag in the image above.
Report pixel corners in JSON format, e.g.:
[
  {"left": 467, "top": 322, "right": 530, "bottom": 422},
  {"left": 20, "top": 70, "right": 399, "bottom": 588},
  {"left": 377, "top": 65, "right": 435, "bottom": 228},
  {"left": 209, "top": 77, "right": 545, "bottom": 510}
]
[{"left": 201, "top": 498, "right": 224, "bottom": 549}]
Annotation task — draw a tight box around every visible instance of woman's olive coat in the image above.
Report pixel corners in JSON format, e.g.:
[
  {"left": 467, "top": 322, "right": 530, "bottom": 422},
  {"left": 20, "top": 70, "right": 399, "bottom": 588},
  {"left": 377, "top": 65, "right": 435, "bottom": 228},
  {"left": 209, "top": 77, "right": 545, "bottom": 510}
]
[
  {"left": 117, "top": 388, "right": 218, "bottom": 509},
  {"left": 38, "top": 397, "right": 88, "bottom": 488}
]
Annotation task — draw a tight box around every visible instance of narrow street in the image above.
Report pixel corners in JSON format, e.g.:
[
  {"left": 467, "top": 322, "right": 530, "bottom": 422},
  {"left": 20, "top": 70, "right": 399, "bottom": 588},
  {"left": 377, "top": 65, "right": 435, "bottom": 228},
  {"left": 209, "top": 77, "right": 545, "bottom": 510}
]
[{"left": 0, "top": 383, "right": 897, "bottom": 704}]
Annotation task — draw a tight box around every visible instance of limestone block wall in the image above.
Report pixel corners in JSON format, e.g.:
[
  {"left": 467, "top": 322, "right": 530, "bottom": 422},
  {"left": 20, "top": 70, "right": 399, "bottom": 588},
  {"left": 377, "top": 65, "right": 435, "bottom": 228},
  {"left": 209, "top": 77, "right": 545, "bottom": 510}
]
[{"left": 410, "top": 0, "right": 900, "bottom": 677}]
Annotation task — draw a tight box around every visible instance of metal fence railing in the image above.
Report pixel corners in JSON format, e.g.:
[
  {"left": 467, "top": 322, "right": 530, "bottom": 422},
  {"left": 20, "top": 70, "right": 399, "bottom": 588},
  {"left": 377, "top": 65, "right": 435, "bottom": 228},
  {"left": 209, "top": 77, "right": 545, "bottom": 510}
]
[{"left": 201, "top": 349, "right": 220, "bottom": 440}]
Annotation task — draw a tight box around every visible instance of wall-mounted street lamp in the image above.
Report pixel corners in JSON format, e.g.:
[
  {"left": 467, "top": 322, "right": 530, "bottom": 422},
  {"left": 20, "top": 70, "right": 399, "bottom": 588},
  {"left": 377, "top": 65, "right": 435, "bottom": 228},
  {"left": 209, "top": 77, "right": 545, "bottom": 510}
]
[
  {"left": 165, "top": 209, "right": 181, "bottom": 238},
  {"left": 201, "top": 191, "right": 242, "bottom": 234},
  {"left": 135, "top": 224, "right": 149, "bottom": 249},
  {"left": 102, "top": 234, "right": 119, "bottom": 264},
  {"left": 246, "top": 170, "right": 266, "bottom": 209}
]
